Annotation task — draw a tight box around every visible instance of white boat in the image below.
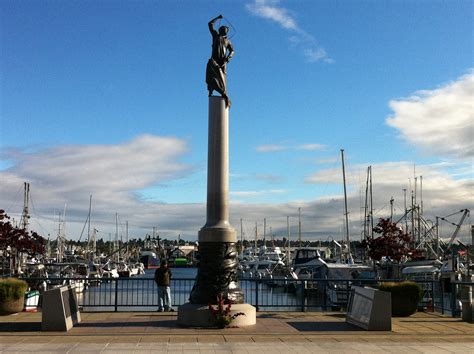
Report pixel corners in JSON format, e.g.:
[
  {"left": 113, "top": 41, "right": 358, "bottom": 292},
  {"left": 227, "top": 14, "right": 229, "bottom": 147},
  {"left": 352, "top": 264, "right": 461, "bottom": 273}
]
[
  {"left": 101, "top": 262, "right": 120, "bottom": 279},
  {"left": 24, "top": 290, "right": 40, "bottom": 312},
  {"left": 240, "top": 259, "right": 284, "bottom": 278}
]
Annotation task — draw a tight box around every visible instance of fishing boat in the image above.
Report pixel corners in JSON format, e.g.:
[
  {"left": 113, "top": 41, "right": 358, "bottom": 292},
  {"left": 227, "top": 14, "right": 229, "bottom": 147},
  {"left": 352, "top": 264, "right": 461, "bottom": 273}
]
[{"left": 139, "top": 249, "right": 160, "bottom": 269}]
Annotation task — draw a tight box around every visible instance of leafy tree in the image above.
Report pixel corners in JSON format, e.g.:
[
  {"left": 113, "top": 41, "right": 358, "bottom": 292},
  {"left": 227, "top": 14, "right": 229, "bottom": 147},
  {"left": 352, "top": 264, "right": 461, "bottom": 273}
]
[
  {"left": 362, "top": 218, "right": 419, "bottom": 262},
  {"left": 0, "top": 210, "right": 46, "bottom": 256}
]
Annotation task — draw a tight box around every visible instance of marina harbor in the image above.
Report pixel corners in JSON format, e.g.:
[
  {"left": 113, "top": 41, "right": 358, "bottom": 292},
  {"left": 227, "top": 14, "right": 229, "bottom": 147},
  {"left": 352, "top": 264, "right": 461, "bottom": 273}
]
[
  {"left": 1, "top": 2, "right": 473, "bottom": 352},
  {"left": 15, "top": 269, "right": 474, "bottom": 317}
]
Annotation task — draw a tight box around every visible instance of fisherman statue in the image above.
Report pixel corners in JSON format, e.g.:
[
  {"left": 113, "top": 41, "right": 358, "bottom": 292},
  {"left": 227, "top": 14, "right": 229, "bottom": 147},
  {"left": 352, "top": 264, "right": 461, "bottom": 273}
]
[
  {"left": 178, "top": 14, "right": 256, "bottom": 327},
  {"left": 206, "top": 15, "right": 234, "bottom": 108}
]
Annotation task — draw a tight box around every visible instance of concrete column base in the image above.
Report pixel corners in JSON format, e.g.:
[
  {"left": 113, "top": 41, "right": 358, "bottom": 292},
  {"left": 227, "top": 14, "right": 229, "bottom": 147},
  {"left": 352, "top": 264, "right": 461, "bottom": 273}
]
[{"left": 177, "top": 303, "right": 256, "bottom": 328}]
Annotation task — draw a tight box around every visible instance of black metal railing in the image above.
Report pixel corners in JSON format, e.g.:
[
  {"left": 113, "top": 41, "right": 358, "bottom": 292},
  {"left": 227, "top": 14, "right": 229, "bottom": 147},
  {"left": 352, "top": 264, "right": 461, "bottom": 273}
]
[{"left": 19, "top": 276, "right": 473, "bottom": 316}]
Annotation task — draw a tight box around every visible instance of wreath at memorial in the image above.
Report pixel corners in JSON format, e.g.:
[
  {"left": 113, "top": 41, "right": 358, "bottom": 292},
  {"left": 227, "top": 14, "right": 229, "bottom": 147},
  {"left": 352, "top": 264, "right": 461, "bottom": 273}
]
[{"left": 208, "top": 294, "right": 245, "bottom": 328}]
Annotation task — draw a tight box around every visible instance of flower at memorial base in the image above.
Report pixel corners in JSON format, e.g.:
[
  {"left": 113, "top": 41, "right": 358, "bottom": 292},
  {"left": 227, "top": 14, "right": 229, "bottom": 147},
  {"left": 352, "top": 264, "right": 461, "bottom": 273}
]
[{"left": 208, "top": 293, "right": 245, "bottom": 328}]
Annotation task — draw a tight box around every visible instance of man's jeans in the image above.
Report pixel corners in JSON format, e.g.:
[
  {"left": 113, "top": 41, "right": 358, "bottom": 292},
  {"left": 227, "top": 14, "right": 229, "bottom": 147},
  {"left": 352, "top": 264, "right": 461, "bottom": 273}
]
[{"left": 158, "top": 286, "right": 171, "bottom": 311}]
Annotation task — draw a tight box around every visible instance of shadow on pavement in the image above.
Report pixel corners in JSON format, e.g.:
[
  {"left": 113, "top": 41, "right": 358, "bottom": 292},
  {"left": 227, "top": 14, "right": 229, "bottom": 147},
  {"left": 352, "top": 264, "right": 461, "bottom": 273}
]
[
  {"left": 75, "top": 320, "right": 178, "bottom": 328},
  {"left": 287, "top": 321, "right": 362, "bottom": 332},
  {"left": 324, "top": 313, "right": 346, "bottom": 318},
  {"left": 0, "top": 322, "right": 41, "bottom": 332}
]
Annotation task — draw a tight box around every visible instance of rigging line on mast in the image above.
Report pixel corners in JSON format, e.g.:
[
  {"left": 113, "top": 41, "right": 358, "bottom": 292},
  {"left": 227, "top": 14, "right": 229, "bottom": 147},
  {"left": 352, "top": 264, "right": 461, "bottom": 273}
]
[
  {"left": 5, "top": 184, "right": 24, "bottom": 212},
  {"left": 78, "top": 213, "right": 89, "bottom": 242},
  {"left": 439, "top": 209, "right": 469, "bottom": 220},
  {"left": 372, "top": 204, "right": 389, "bottom": 217},
  {"left": 28, "top": 191, "right": 49, "bottom": 235}
]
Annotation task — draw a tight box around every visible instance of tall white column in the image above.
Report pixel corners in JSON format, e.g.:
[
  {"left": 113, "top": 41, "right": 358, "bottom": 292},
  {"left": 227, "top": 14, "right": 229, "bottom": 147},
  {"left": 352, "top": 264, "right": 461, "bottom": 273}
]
[
  {"left": 178, "top": 96, "right": 255, "bottom": 327},
  {"left": 199, "top": 96, "right": 236, "bottom": 243}
]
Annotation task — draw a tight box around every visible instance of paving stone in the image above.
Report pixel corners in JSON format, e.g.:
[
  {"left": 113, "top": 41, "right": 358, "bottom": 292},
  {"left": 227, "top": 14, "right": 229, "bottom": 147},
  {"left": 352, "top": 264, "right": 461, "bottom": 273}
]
[
  {"left": 198, "top": 335, "right": 226, "bottom": 343},
  {"left": 139, "top": 335, "right": 170, "bottom": 343},
  {"left": 168, "top": 336, "right": 198, "bottom": 343}
]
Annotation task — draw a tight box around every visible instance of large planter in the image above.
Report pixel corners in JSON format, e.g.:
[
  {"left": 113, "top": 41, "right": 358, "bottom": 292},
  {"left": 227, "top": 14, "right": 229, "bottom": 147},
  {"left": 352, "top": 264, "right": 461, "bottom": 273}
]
[
  {"left": 379, "top": 281, "right": 423, "bottom": 317},
  {"left": 0, "top": 297, "right": 25, "bottom": 315},
  {"left": 0, "top": 278, "right": 28, "bottom": 315}
]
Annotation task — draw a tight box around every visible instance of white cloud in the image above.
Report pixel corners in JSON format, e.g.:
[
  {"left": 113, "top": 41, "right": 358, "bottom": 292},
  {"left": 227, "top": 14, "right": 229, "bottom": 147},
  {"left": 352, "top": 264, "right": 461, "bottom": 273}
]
[
  {"left": 317, "top": 157, "right": 338, "bottom": 164},
  {"left": 297, "top": 144, "right": 326, "bottom": 151},
  {"left": 386, "top": 71, "right": 474, "bottom": 159},
  {"left": 0, "top": 134, "right": 193, "bottom": 236},
  {"left": 302, "top": 160, "right": 473, "bottom": 243},
  {"left": 255, "top": 144, "right": 286, "bottom": 152},
  {"left": 230, "top": 189, "right": 286, "bottom": 198},
  {"left": 305, "top": 160, "right": 472, "bottom": 216},
  {"left": 255, "top": 174, "right": 284, "bottom": 183},
  {"left": 256, "top": 143, "right": 326, "bottom": 153},
  {"left": 246, "top": 0, "right": 298, "bottom": 30},
  {"left": 2, "top": 137, "right": 471, "bottom": 244},
  {"left": 246, "top": 0, "right": 333, "bottom": 64},
  {"left": 304, "top": 48, "right": 334, "bottom": 64}
]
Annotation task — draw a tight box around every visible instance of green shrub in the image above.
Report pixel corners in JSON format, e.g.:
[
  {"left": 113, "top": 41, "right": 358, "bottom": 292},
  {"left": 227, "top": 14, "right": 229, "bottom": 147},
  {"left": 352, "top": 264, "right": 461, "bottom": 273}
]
[
  {"left": 379, "top": 281, "right": 423, "bottom": 317},
  {"left": 0, "top": 278, "right": 28, "bottom": 302}
]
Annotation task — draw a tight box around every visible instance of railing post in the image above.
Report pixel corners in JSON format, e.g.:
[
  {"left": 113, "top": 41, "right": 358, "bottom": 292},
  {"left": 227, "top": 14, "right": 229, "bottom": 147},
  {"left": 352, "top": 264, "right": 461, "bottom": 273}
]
[
  {"left": 114, "top": 279, "right": 119, "bottom": 312},
  {"left": 300, "top": 280, "right": 306, "bottom": 312},
  {"left": 451, "top": 282, "right": 457, "bottom": 317},
  {"left": 255, "top": 279, "right": 259, "bottom": 312},
  {"left": 441, "top": 280, "right": 444, "bottom": 315}
]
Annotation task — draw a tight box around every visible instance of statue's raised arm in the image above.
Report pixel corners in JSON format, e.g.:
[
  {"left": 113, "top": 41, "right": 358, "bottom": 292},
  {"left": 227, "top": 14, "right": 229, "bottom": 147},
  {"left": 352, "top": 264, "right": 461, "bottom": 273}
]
[
  {"left": 205, "top": 15, "right": 234, "bottom": 108},
  {"left": 208, "top": 14, "right": 222, "bottom": 35}
]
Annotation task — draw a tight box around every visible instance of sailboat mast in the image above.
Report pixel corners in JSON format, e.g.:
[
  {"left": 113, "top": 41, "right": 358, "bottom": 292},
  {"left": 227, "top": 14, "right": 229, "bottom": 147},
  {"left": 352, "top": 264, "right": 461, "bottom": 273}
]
[
  {"left": 369, "top": 166, "right": 373, "bottom": 238},
  {"left": 254, "top": 222, "right": 258, "bottom": 250},
  {"left": 115, "top": 213, "right": 119, "bottom": 262},
  {"left": 403, "top": 188, "right": 408, "bottom": 233},
  {"left": 341, "top": 149, "right": 350, "bottom": 245},
  {"left": 390, "top": 196, "right": 394, "bottom": 222},
  {"left": 363, "top": 167, "right": 369, "bottom": 240},
  {"left": 126, "top": 220, "right": 129, "bottom": 257},
  {"left": 240, "top": 218, "right": 243, "bottom": 258},
  {"left": 87, "top": 195, "right": 92, "bottom": 245},
  {"left": 21, "top": 182, "right": 30, "bottom": 231},
  {"left": 263, "top": 218, "right": 266, "bottom": 247},
  {"left": 298, "top": 207, "right": 302, "bottom": 247},
  {"left": 286, "top": 216, "right": 291, "bottom": 265}
]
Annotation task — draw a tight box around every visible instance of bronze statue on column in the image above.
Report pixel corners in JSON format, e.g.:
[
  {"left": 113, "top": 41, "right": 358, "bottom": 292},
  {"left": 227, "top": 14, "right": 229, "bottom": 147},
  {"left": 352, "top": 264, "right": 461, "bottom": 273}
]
[{"left": 206, "top": 15, "right": 234, "bottom": 108}]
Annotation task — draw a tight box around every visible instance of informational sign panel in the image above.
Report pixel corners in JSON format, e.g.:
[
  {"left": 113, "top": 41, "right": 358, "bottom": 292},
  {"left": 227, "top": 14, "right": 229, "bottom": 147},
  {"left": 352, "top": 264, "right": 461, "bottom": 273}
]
[
  {"left": 42, "top": 285, "right": 81, "bottom": 331},
  {"left": 346, "top": 286, "right": 391, "bottom": 331}
]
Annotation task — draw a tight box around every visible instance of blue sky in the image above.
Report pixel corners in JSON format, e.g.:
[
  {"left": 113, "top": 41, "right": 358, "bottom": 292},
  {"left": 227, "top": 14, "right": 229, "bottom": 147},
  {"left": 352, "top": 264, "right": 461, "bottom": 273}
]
[{"left": 1, "top": 0, "right": 472, "bottom": 242}]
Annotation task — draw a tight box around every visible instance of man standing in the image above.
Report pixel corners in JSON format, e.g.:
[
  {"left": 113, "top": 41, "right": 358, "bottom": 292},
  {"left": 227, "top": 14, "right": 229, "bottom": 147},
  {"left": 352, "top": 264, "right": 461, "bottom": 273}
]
[
  {"left": 154, "top": 260, "right": 173, "bottom": 312},
  {"left": 206, "top": 14, "right": 234, "bottom": 107}
]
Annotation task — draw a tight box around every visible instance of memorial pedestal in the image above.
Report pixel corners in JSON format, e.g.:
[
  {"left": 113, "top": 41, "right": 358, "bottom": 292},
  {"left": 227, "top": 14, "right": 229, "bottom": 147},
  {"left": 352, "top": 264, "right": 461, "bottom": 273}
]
[
  {"left": 346, "top": 286, "right": 391, "bottom": 331},
  {"left": 42, "top": 285, "right": 81, "bottom": 331},
  {"left": 178, "top": 303, "right": 256, "bottom": 327}
]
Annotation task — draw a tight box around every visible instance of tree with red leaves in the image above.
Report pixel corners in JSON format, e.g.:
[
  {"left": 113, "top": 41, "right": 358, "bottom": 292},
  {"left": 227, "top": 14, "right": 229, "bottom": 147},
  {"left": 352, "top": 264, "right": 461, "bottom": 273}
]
[
  {"left": 362, "top": 218, "right": 419, "bottom": 262},
  {"left": 0, "top": 209, "right": 46, "bottom": 274}
]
